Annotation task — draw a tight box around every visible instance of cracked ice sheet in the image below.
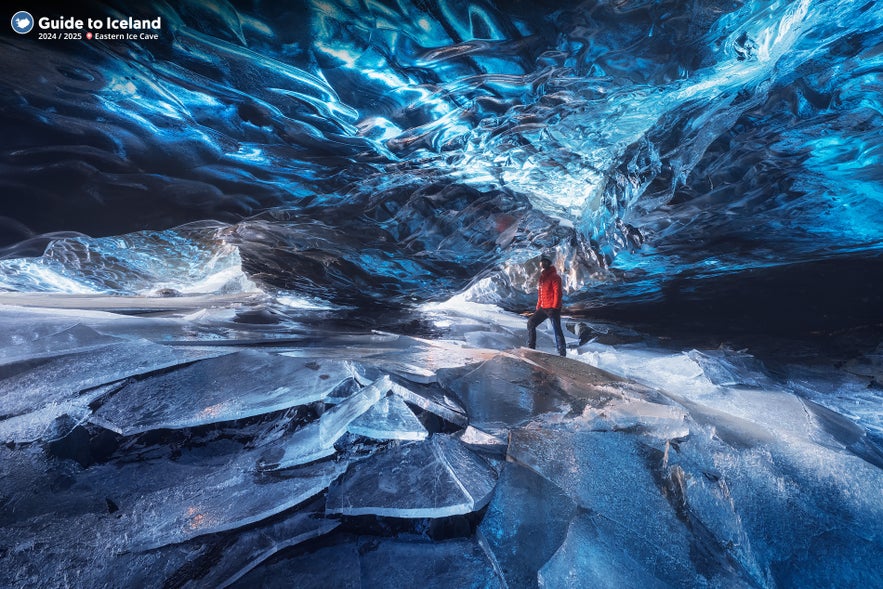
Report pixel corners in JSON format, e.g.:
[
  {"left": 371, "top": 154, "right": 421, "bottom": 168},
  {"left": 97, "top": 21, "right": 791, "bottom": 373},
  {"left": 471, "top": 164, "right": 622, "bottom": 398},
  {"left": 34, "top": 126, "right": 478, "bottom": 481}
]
[
  {"left": 0, "top": 439, "right": 347, "bottom": 553},
  {"left": 507, "top": 429, "right": 713, "bottom": 587},
  {"left": 437, "top": 354, "right": 579, "bottom": 431},
  {"left": 669, "top": 427, "right": 883, "bottom": 587},
  {"left": 0, "top": 323, "right": 121, "bottom": 366},
  {"left": 186, "top": 500, "right": 340, "bottom": 589},
  {"left": 0, "top": 336, "right": 219, "bottom": 419},
  {"left": 326, "top": 435, "right": 497, "bottom": 518},
  {"left": 90, "top": 351, "right": 354, "bottom": 435},
  {"left": 438, "top": 349, "right": 663, "bottom": 433},
  {"left": 478, "top": 462, "right": 577, "bottom": 589},
  {"left": 0, "top": 380, "right": 124, "bottom": 444}
]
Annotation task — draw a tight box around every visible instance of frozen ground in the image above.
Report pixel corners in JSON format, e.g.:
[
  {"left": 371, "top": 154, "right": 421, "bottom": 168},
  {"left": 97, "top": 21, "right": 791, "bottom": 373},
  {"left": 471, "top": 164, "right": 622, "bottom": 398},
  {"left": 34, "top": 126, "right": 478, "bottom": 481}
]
[{"left": 0, "top": 294, "right": 881, "bottom": 588}]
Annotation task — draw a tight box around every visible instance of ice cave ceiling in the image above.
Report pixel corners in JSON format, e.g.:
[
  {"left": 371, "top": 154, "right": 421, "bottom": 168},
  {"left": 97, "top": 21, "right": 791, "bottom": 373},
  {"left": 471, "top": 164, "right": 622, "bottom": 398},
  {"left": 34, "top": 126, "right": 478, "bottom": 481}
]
[{"left": 1, "top": 0, "right": 882, "bottom": 331}]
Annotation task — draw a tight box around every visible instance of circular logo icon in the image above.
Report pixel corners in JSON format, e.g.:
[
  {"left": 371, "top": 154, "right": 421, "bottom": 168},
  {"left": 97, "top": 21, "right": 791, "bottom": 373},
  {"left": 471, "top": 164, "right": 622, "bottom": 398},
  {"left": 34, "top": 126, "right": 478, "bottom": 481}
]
[{"left": 11, "top": 10, "right": 34, "bottom": 34}]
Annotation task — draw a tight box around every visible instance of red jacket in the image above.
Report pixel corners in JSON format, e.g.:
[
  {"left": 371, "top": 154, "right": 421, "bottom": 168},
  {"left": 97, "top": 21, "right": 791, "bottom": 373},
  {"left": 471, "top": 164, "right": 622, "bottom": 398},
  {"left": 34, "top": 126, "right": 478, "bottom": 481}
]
[{"left": 536, "top": 266, "right": 562, "bottom": 310}]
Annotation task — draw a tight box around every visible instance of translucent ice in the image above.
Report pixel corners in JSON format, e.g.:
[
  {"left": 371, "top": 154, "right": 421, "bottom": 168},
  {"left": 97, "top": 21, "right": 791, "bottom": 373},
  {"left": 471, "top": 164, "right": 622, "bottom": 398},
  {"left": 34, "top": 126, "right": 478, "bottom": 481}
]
[
  {"left": 0, "top": 323, "right": 119, "bottom": 366},
  {"left": 437, "top": 353, "right": 576, "bottom": 430},
  {"left": 508, "top": 429, "right": 716, "bottom": 587},
  {"left": 348, "top": 392, "right": 428, "bottom": 441},
  {"left": 0, "top": 337, "right": 199, "bottom": 418},
  {"left": 126, "top": 455, "right": 348, "bottom": 550},
  {"left": 388, "top": 378, "right": 468, "bottom": 427},
  {"left": 90, "top": 351, "right": 354, "bottom": 435},
  {"left": 258, "top": 375, "right": 390, "bottom": 470},
  {"left": 326, "top": 435, "right": 497, "bottom": 518}
]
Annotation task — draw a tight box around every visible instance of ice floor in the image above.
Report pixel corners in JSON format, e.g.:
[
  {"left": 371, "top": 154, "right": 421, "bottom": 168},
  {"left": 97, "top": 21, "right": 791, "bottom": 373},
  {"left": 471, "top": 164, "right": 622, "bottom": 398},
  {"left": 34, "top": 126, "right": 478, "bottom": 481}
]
[{"left": 1, "top": 294, "right": 881, "bottom": 588}]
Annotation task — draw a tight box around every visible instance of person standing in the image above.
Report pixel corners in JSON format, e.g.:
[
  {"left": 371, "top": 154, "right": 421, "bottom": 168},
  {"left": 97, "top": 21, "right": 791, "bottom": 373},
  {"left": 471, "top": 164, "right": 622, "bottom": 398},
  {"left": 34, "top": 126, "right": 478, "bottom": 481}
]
[{"left": 527, "top": 256, "right": 566, "bottom": 357}]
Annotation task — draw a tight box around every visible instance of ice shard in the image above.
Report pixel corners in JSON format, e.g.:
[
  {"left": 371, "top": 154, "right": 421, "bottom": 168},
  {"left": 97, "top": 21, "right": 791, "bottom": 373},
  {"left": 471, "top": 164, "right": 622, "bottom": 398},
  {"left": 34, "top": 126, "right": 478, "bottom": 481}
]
[
  {"left": 388, "top": 378, "right": 468, "bottom": 427},
  {"left": 90, "top": 351, "right": 354, "bottom": 435},
  {"left": 326, "top": 435, "right": 497, "bottom": 518},
  {"left": 348, "top": 392, "right": 428, "bottom": 441},
  {"left": 258, "top": 375, "right": 390, "bottom": 470}
]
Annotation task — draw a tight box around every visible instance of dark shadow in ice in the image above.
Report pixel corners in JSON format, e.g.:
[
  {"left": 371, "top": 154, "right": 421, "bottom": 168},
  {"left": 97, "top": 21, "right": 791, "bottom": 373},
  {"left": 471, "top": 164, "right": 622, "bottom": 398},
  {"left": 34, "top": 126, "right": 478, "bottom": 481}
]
[
  {"left": 229, "top": 538, "right": 362, "bottom": 589},
  {"left": 326, "top": 435, "right": 497, "bottom": 518},
  {"left": 89, "top": 351, "right": 354, "bottom": 435},
  {"left": 358, "top": 536, "right": 505, "bottom": 589}
]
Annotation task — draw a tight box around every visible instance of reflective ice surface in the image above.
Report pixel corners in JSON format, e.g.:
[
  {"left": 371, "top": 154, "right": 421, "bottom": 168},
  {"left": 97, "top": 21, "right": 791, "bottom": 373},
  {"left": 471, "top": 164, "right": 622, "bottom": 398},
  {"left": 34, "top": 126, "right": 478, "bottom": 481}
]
[{"left": 1, "top": 299, "right": 879, "bottom": 587}]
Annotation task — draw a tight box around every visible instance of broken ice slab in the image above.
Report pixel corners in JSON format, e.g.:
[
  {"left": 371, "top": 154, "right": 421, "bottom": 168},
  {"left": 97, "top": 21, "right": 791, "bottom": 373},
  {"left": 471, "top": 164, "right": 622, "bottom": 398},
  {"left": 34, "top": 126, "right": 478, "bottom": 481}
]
[
  {"left": 258, "top": 376, "right": 390, "bottom": 470},
  {"left": 686, "top": 348, "right": 773, "bottom": 388},
  {"left": 478, "top": 462, "right": 577, "bottom": 589},
  {"left": 0, "top": 323, "right": 120, "bottom": 366},
  {"left": 0, "top": 380, "right": 123, "bottom": 444},
  {"left": 90, "top": 351, "right": 354, "bottom": 435},
  {"left": 507, "top": 429, "right": 710, "bottom": 587},
  {"left": 0, "top": 337, "right": 215, "bottom": 418},
  {"left": 580, "top": 396, "right": 690, "bottom": 440},
  {"left": 348, "top": 393, "right": 428, "bottom": 441},
  {"left": 456, "top": 425, "right": 508, "bottom": 453},
  {"left": 437, "top": 353, "right": 587, "bottom": 430},
  {"left": 126, "top": 455, "right": 348, "bottom": 550},
  {"left": 388, "top": 378, "right": 467, "bottom": 427},
  {"left": 325, "top": 435, "right": 497, "bottom": 518}
]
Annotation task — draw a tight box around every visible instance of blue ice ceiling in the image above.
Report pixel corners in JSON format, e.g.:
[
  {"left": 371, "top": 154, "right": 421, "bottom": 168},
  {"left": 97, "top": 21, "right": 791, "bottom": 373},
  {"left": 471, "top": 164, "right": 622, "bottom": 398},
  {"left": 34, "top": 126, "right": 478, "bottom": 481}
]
[{"left": 1, "top": 0, "right": 882, "bottom": 317}]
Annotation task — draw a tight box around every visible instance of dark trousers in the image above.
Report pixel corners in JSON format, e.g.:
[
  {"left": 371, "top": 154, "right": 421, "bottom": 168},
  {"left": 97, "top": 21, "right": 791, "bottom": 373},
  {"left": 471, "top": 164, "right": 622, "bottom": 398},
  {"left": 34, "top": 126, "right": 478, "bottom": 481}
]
[{"left": 527, "top": 308, "right": 566, "bottom": 356}]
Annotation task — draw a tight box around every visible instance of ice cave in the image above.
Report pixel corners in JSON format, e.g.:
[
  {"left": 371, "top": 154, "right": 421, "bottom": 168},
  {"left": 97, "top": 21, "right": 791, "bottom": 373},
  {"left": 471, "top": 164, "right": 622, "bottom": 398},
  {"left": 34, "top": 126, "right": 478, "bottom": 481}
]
[{"left": 1, "top": 0, "right": 882, "bottom": 587}]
